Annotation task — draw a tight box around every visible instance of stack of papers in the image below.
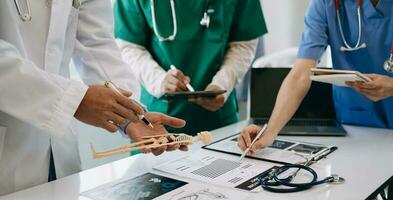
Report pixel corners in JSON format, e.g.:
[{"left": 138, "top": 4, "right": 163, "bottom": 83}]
[{"left": 310, "top": 68, "right": 371, "bottom": 87}]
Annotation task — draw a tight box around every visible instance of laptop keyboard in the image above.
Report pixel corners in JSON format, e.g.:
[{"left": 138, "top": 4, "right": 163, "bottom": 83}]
[{"left": 253, "top": 119, "right": 337, "bottom": 127}]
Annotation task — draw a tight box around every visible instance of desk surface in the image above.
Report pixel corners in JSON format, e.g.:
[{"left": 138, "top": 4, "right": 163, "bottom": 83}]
[{"left": 1, "top": 120, "right": 393, "bottom": 200}]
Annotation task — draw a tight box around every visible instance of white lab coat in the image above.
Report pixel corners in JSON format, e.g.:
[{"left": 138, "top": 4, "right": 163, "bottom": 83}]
[{"left": 0, "top": 0, "right": 140, "bottom": 195}]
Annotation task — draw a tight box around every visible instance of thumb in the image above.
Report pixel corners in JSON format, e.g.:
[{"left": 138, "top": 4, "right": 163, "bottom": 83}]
[{"left": 160, "top": 114, "right": 186, "bottom": 128}]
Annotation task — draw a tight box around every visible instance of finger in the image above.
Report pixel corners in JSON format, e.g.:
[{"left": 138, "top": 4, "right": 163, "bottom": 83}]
[
  {"left": 345, "top": 81, "right": 356, "bottom": 86},
  {"left": 167, "top": 75, "right": 188, "bottom": 91},
  {"left": 114, "top": 95, "right": 144, "bottom": 115},
  {"left": 119, "top": 88, "right": 132, "bottom": 97},
  {"left": 166, "top": 82, "right": 181, "bottom": 92},
  {"left": 359, "top": 83, "right": 377, "bottom": 89},
  {"left": 106, "top": 112, "right": 127, "bottom": 126},
  {"left": 237, "top": 135, "right": 248, "bottom": 151},
  {"left": 185, "top": 76, "right": 191, "bottom": 84},
  {"left": 102, "top": 122, "right": 118, "bottom": 133},
  {"left": 365, "top": 74, "right": 379, "bottom": 80},
  {"left": 179, "top": 145, "right": 189, "bottom": 151},
  {"left": 166, "top": 144, "right": 180, "bottom": 151},
  {"left": 112, "top": 103, "right": 139, "bottom": 123},
  {"left": 159, "top": 114, "right": 186, "bottom": 128},
  {"left": 151, "top": 146, "right": 166, "bottom": 156},
  {"left": 358, "top": 88, "right": 380, "bottom": 96},
  {"left": 169, "top": 69, "right": 188, "bottom": 83},
  {"left": 140, "top": 146, "right": 152, "bottom": 154},
  {"left": 241, "top": 132, "right": 252, "bottom": 149}
]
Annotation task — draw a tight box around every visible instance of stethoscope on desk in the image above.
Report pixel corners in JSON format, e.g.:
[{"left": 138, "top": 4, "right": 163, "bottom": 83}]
[
  {"left": 258, "top": 152, "right": 345, "bottom": 193},
  {"left": 150, "top": 0, "right": 213, "bottom": 42},
  {"left": 14, "top": 0, "right": 82, "bottom": 22},
  {"left": 335, "top": 0, "right": 393, "bottom": 73}
]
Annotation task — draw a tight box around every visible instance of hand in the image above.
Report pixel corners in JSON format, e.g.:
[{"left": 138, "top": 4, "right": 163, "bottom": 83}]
[
  {"left": 346, "top": 74, "right": 393, "bottom": 102},
  {"left": 161, "top": 68, "right": 191, "bottom": 93},
  {"left": 189, "top": 85, "right": 225, "bottom": 111},
  {"left": 237, "top": 125, "right": 276, "bottom": 155},
  {"left": 74, "top": 85, "right": 144, "bottom": 133},
  {"left": 126, "top": 112, "right": 189, "bottom": 156}
]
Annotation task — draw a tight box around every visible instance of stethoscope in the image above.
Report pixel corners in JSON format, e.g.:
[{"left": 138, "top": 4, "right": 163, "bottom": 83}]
[
  {"left": 259, "top": 164, "right": 345, "bottom": 193},
  {"left": 335, "top": 0, "right": 367, "bottom": 52},
  {"left": 258, "top": 153, "right": 345, "bottom": 193},
  {"left": 384, "top": 46, "right": 393, "bottom": 73},
  {"left": 14, "top": 0, "right": 32, "bottom": 22},
  {"left": 150, "top": 0, "right": 212, "bottom": 42},
  {"left": 14, "top": 0, "right": 81, "bottom": 22},
  {"left": 335, "top": 0, "right": 393, "bottom": 73}
]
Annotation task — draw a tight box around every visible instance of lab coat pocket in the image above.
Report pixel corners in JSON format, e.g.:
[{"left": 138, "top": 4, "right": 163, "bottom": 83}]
[{"left": 0, "top": 126, "right": 6, "bottom": 160}]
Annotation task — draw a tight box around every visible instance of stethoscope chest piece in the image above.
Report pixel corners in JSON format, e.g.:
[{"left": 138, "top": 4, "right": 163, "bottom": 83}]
[
  {"left": 328, "top": 174, "right": 345, "bottom": 184},
  {"left": 384, "top": 54, "right": 393, "bottom": 73},
  {"left": 200, "top": 12, "right": 210, "bottom": 28},
  {"left": 384, "top": 60, "right": 393, "bottom": 73}
]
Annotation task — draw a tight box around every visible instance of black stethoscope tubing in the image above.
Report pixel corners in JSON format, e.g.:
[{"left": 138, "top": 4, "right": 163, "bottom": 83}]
[{"left": 259, "top": 164, "right": 338, "bottom": 193}]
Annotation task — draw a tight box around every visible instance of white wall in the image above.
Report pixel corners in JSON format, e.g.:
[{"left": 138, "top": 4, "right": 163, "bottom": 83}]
[
  {"left": 259, "top": 0, "right": 331, "bottom": 66},
  {"left": 261, "top": 0, "right": 310, "bottom": 55}
]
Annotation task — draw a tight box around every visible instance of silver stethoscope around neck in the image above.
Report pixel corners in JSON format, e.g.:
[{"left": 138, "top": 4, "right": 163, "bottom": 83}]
[
  {"left": 150, "top": 0, "right": 212, "bottom": 42},
  {"left": 335, "top": 0, "right": 393, "bottom": 73},
  {"left": 13, "top": 0, "right": 82, "bottom": 22}
]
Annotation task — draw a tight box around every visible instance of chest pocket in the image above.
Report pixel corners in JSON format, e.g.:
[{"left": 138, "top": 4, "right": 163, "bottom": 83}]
[
  {"left": 205, "top": 1, "right": 236, "bottom": 42},
  {"left": 0, "top": 126, "right": 6, "bottom": 161}
]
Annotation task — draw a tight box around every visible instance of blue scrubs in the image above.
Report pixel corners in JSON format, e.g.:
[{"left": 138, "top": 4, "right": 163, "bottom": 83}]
[{"left": 298, "top": 0, "right": 393, "bottom": 128}]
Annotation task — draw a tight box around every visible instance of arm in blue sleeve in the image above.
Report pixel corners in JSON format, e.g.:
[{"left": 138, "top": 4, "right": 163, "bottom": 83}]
[{"left": 297, "top": 0, "right": 329, "bottom": 61}]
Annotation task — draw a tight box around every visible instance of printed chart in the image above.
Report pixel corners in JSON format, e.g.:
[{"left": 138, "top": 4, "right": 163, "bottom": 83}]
[{"left": 154, "top": 152, "right": 272, "bottom": 192}]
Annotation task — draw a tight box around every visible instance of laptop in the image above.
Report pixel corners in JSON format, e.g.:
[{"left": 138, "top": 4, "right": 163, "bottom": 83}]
[{"left": 250, "top": 68, "right": 346, "bottom": 136}]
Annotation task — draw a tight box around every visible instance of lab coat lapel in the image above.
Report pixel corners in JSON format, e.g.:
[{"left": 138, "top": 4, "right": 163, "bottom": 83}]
[{"left": 44, "top": 0, "right": 73, "bottom": 74}]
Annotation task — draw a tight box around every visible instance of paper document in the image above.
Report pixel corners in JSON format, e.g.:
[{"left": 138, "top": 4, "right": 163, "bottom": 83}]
[
  {"left": 81, "top": 172, "right": 248, "bottom": 200},
  {"left": 154, "top": 152, "right": 272, "bottom": 192},
  {"left": 310, "top": 68, "right": 371, "bottom": 87},
  {"left": 157, "top": 183, "right": 249, "bottom": 200},
  {"left": 203, "top": 134, "right": 336, "bottom": 165}
]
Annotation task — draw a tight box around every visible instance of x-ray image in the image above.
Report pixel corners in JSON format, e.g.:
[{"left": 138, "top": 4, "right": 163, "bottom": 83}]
[
  {"left": 82, "top": 173, "right": 187, "bottom": 200},
  {"left": 288, "top": 143, "right": 325, "bottom": 154}
]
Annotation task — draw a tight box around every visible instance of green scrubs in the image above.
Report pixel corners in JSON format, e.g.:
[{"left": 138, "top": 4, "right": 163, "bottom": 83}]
[{"left": 114, "top": 0, "right": 267, "bottom": 135}]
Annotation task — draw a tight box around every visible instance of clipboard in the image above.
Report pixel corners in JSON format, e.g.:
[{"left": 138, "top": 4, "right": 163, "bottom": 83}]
[
  {"left": 161, "top": 90, "right": 226, "bottom": 100},
  {"left": 310, "top": 68, "right": 371, "bottom": 87},
  {"left": 202, "top": 133, "right": 337, "bottom": 165}
]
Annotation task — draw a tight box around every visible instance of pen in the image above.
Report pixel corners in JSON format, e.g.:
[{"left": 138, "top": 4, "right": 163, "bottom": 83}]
[
  {"left": 239, "top": 123, "right": 268, "bottom": 161},
  {"left": 170, "top": 65, "right": 195, "bottom": 92},
  {"left": 104, "top": 81, "right": 154, "bottom": 128}
]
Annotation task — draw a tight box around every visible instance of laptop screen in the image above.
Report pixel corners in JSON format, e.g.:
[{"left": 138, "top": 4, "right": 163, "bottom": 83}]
[{"left": 250, "top": 68, "right": 336, "bottom": 119}]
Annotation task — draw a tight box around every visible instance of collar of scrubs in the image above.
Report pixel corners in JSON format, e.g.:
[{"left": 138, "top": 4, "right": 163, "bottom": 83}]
[{"left": 363, "top": 0, "right": 393, "bottom": 19}]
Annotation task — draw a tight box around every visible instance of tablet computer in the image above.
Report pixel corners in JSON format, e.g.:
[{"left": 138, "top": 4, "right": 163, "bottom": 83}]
[
  {"left": 310, "top": 68, "right": 371, "bottom": 87},
  {"left": 162, "top": 90, "right": 226, "bottom": 100}
]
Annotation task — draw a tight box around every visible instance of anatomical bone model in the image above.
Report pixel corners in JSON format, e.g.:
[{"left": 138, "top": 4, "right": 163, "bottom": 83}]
[{"left": 90, "top": 131, "right": 212, "bottom": 159}]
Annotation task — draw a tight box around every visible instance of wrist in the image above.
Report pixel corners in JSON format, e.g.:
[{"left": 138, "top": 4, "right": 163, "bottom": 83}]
[{"left": 118, "top": 119, "right": 132, "bottom": 137}]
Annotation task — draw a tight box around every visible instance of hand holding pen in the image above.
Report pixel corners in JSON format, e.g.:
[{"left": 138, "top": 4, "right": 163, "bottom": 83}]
[
  {"left": 239, "top": 124, "right": 268, "bottom": 161},
  {"left": 105, "top": 81, "right": 154, "bottom": 128},
  {"left": 74, "top": 83, "right": 150, "bottom": 133},
  {"left": 161, "top": 65, "right": 195, "bottom": 93}
]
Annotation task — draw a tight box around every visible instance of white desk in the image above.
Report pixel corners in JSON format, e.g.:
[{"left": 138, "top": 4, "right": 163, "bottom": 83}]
[{"left": 1, "top": 120, "right": 393, "bottom": 200}]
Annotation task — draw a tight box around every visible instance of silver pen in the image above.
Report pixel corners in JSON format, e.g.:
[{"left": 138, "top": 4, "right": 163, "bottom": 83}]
[
  {"left": 104, "top": 81, "right": 154, "bottom": 128},
  {"left": 239, "top": 123, "right": 268, "bottom": 161},
  {"left": 170, "top": 65, "right": 195, "bottom": 92}
]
